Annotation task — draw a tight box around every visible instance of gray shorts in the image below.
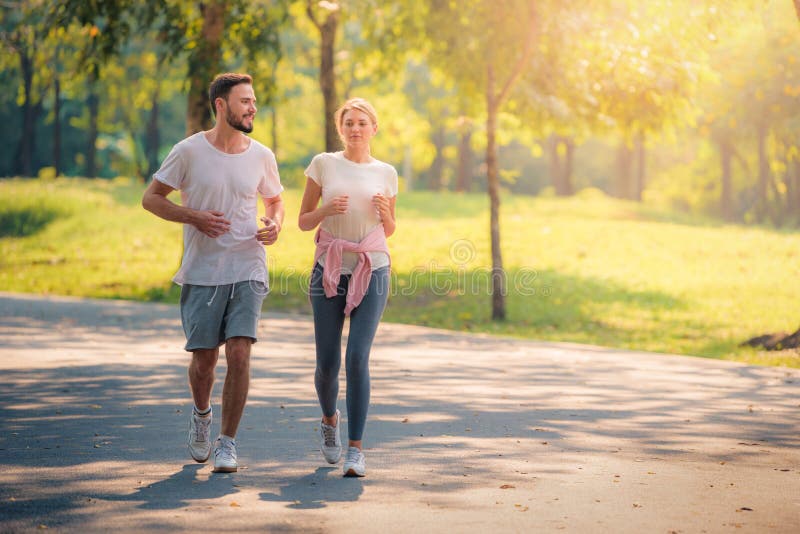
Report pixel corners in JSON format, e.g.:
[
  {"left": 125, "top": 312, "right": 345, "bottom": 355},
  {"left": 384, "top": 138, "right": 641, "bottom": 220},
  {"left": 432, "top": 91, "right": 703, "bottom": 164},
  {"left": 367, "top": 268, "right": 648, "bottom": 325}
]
[{"left": 179, "top": 280, "right": 268, "bottom": 351}]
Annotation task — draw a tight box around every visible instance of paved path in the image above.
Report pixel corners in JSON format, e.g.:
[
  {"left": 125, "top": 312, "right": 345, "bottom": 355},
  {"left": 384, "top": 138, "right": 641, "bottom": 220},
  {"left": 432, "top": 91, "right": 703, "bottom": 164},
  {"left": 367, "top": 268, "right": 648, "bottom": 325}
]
[{"left": 0, "top": 292, "right": 798, "bottom": 533}]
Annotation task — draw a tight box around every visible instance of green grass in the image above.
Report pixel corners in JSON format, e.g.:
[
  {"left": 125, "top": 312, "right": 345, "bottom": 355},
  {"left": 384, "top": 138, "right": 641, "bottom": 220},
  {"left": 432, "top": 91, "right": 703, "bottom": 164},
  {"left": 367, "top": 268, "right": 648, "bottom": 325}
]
[{"left": 2, "top": 177, "right": 799, "bottom": 368}]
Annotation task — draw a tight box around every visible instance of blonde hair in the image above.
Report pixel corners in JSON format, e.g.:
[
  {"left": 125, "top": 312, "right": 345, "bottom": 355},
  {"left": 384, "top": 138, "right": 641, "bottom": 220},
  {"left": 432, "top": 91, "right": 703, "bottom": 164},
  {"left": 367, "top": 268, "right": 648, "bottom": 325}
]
[{"left": 335, "top": 98, "right": 378, "bottom": 134}]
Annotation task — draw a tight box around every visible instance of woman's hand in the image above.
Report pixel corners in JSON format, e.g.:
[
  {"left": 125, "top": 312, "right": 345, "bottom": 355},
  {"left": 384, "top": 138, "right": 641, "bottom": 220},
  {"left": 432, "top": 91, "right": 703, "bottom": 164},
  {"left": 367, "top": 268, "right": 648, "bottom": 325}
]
[
  {"left": 372, "top": 193, "right": 391, "bottom": 221},
  {"left": 324, "top": 195, "right": 349, "bottom": 216}
]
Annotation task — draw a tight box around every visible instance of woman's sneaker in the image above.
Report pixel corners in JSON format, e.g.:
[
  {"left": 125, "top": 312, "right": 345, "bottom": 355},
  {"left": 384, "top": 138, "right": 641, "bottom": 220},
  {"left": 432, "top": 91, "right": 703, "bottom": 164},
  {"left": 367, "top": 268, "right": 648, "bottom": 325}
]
[
  {"left": 212, "top": 437, "right": 238, "bottom": 473},
  {"left": 319, "top": 409, "right": 342, "bottom": 464},
  {"left": 343, "top": 446, "right": 365, "bottom": 477},
  {"left": 188, "top": 409, "right": 212, "bottom": 462}
]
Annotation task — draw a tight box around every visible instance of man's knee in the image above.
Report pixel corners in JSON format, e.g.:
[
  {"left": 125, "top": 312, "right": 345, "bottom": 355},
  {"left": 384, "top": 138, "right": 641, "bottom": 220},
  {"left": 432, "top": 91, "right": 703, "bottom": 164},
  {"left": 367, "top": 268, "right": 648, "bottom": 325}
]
[
  {"left": 192, "top": 349, "right": 218, "bottom": 374},
  {"left": 225, "top": 337, "right": 252, "bottom": 368}
]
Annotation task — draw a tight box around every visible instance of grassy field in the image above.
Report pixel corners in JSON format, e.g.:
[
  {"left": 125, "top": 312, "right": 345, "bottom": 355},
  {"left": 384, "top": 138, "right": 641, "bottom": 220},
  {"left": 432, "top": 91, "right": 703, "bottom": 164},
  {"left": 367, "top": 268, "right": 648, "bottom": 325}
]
[{"left": 2, "top": 177, "right": 799, "bottom": 368}]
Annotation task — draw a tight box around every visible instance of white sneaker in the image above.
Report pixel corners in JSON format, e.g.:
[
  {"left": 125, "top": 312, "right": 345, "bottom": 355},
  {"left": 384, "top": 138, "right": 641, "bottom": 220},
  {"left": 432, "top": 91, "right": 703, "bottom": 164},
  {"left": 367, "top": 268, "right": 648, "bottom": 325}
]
[
  {"left": 213, "top": 437, "right": 238, "bottom": 473},
  {"left": 319, "top": 409, "right": 342, "bottom": 464},
  {"left": 188, "top": 409, "right": 212, "bottom": 463},
  {"left": 343, "top": 446, "right": 365, "bottom": 477}
]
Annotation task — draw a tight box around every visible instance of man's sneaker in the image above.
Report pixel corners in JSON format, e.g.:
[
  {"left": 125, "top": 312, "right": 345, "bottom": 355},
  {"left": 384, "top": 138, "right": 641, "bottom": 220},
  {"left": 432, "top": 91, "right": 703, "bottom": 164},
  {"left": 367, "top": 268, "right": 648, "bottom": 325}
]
[
  {"left": 343, "top": 446, "right": 366, "bottom": 477},
  {"left": 319, "top": 409, "right": 342, "bottom": 464},
  {"left": 188, "top": 409, "right": 212, "bottom": 463},
  {"left": 212, "top": 437, "right": 238, "bottom": 473}
]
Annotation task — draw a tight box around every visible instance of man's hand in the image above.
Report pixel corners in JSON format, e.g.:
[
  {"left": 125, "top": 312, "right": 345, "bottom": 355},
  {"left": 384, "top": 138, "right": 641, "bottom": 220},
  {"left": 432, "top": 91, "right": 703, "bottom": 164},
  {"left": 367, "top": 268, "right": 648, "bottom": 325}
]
[
  {"left": 257, "top": 216, "right": 281, "bottom": 245},
  {"left": 192, "top": 210, "right": 231, "bottom": 238}
]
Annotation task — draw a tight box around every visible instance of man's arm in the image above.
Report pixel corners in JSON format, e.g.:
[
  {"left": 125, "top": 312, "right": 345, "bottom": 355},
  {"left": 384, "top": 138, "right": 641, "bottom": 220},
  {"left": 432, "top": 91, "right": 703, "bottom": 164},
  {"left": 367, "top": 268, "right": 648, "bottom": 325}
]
[
  {"left": 141, "top": 179, "right": 231, "bottom": 238},
  {"left": 256, "top": 194, "right": 284, "bottom": 245}
]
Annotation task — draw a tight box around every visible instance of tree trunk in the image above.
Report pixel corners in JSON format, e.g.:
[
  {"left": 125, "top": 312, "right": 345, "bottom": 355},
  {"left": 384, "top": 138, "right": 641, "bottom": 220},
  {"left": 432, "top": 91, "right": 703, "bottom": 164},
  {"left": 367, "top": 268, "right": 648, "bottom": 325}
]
[
  {"left": 186, "top": 0, "right": 226, "bottom": 136},
  {"left": 53, "top": 72, "right": 62, "bottom": 177},
  {"left": 144, "top": 83, "right": 161, "bottom": 181},
  {"left": 794, "top": 160, "right": 800, "bottom": 219},
  {"left": 548, "top": 135, "right": 563, "bottom": 194},
  {"left": 271, "top": 107, "right": 278, "bottom": 156},
  {"left": 562, "top": 138, "right": 574, "bottom": 196},
  {"left": 719, "top": 136, "right": 734, "bottom": 221},
  {"left": 756, "top": 124, "right": 769, "bottom": 223},
  {"left": 634, "top": 131, "right": 646, "bottom": 202},
  {"left": 403, "top": 145, "right": 414, "bottom": 191},
  {"left": 86, "top": 68, "right": 100, "bottom": 178},
  {"left": 615, "top": 141, "right": 633, "bottom": 199},
  {"left": 15, "top": 46, "right": 36, "bottom": 177},
  {"left": 429, "top": 124, "right": 446, "bottom": 190},
  {"left": 307, "top": 1, "right": 340, "bottom": 152},
  {"left": 549, "top": 135, "right": 575, "bottom": 196},
  {"left": 487, "top": 66, "right": 505, "bottom": 321},
  {"left": 455, "top": 119, "right": 473, "bottom": 192}
]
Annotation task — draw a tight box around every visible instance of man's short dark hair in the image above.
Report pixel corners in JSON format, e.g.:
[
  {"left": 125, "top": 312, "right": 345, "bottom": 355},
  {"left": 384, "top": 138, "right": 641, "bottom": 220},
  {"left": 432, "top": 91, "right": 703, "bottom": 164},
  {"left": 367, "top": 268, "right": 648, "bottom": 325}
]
[{"left": 209, "top": 73, "right": 253, "bottom": 117}]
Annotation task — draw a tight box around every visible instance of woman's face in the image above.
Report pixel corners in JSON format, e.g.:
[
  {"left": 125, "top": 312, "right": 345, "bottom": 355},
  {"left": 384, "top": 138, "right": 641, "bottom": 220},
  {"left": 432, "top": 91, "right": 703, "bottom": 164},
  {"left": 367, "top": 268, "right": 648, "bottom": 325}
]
[{"left": 339, "top": 109, "right": 377, "bottom": 149}]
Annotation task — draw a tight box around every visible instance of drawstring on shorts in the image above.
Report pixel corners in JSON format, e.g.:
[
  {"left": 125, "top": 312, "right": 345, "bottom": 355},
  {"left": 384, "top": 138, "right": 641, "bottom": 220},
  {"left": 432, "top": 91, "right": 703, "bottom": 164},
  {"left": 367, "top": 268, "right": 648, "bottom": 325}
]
[
  {"left": 206, "top": 286, "right": 219, "bottom": 307},
  {"left": 206, "top": 283, "right": 236, "bottom": 307}
]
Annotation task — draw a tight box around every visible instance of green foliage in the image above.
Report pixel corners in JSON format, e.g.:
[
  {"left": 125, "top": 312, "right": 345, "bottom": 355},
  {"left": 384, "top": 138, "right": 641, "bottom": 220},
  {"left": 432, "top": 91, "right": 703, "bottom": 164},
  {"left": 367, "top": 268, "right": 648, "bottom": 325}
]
[
  {"left": 0, "top": 189, "right": 66, "bottom": 237},
  {"left": 1, "top": 178, "right": 798, "bottom": 368},
  {"left": 1, "top": 0, "right": 800, "bottom": 231}
]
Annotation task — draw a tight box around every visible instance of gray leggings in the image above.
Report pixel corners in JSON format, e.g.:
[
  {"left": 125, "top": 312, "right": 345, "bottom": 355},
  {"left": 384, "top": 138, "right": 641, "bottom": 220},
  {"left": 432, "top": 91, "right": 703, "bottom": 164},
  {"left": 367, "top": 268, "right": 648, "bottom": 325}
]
[{"left": 310, "top": 263, "right": 389, "bottom": 442}]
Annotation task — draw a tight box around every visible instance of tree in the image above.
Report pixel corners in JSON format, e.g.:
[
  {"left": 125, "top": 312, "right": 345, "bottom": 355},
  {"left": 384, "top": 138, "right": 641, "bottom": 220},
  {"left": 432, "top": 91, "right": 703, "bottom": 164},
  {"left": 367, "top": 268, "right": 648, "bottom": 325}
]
[
  {"left": 0, "top": 1, "right": 47, "bottom": 177},
  {"left": 306, "top": 0, "right": 341, "bottom": 152},
  {"left": 185, "top": 0, "right": 226, "bottom": 135},
  {"left": 385, "top": 0, "right": 537, "bottom": 320}
]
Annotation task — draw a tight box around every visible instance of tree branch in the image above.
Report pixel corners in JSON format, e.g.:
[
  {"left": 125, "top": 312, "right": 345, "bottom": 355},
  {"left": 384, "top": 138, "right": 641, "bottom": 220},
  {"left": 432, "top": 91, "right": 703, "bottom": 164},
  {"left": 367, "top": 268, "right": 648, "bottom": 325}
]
[
  {"left": 494, "top": 0, "right": 537, "bottom": 107},
  {"left": 306, "top": 0, "right": 321, "bottom": 30}
]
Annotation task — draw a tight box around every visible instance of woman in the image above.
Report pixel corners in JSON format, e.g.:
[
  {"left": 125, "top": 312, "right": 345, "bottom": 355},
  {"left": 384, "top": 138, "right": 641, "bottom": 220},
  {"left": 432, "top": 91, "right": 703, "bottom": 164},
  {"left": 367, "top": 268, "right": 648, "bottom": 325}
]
[{"left": 298, "top": 97, "right": 397, "bottom": 477}]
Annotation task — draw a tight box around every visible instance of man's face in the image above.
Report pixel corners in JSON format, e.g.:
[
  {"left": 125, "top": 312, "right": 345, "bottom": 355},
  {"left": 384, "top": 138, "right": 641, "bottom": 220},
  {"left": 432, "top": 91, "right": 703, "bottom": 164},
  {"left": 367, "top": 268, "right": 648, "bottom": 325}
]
[{"left": 222, "top": 83, "right": 257, "bottom": 133}]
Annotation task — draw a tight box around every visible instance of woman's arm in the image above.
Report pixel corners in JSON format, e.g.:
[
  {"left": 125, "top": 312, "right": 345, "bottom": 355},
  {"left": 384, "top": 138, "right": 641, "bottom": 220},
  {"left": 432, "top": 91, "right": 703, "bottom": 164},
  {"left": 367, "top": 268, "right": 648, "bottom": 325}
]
[
  {"left": 372, "top": 194, "right": 396, "bottom": 237},
  {"left": 298, "top": 177, "right": 348, "bottom": 231}
]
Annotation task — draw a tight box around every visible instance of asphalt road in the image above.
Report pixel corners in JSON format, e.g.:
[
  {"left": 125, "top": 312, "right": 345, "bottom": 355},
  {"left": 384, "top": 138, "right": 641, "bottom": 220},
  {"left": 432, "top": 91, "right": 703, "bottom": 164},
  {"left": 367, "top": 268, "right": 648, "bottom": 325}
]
[{"left": 0, "top": 292, "right": 798, "bottom": 533}]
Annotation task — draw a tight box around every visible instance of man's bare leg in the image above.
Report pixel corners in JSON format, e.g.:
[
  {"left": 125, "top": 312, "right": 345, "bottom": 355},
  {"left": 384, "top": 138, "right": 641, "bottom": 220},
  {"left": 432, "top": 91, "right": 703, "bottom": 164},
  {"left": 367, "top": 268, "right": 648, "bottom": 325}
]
[
  {"left": 189, "top": 348, "right": 219, "bottom": 411},
  {"left": 220, "top": 337, "right": 251, "bottom": 438}
]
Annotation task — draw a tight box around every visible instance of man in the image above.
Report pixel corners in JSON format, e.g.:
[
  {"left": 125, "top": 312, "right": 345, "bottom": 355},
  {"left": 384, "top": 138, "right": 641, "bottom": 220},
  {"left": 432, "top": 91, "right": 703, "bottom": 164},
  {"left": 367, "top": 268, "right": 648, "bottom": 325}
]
[{"left": 142, "top": 73, "right": 284, "bottom": 472}]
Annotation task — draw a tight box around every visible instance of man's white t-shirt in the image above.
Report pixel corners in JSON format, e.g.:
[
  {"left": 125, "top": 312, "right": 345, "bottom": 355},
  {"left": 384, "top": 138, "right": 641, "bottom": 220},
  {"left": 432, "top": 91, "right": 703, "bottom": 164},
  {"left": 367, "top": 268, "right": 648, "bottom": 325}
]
[
  {"left": 154, "top": 132, "right": 283, "bottom": 286},
  {"left": 305, "top": 151, "right": 398, "bottom": 273}
]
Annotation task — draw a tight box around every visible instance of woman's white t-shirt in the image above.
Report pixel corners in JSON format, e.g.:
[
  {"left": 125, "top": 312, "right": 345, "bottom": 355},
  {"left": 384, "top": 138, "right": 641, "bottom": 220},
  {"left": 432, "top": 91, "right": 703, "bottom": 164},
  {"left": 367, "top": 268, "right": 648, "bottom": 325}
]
[
  {"left": 305, "top": 151, "right": 398, "bottom": 273},
  {"left": 154, "top": 132, "right": 284, "bottom": 286}
]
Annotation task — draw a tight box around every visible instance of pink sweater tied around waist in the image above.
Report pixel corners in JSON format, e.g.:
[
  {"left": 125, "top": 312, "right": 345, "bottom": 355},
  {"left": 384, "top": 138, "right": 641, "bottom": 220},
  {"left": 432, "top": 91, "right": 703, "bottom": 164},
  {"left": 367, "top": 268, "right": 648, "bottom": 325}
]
[{"left": 313, "top": 225, "right": 390, "bottom": 316}]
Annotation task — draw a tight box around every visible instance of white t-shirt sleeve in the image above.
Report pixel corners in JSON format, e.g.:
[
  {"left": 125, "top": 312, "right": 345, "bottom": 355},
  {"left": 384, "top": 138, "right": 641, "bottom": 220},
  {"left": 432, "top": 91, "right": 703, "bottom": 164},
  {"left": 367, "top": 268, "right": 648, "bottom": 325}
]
[
  {"left": 386, "top": 165, "right": 399, "bottom": 198},
  {"left": 305, "top": 154, "right": 325, "bottom": 187},
  {"left": 258, "top": 149, "right": 284, "bottom": 198},
  {"left": 153, "top": 144, "right": 186, "bottom": 190}
]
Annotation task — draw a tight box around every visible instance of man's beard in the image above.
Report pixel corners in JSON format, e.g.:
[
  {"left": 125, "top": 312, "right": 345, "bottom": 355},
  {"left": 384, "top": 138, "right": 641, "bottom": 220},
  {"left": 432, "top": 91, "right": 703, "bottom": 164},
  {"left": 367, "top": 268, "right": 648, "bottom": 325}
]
[{"left": 226, "top": 109, "right": 253, "bottom": 133}]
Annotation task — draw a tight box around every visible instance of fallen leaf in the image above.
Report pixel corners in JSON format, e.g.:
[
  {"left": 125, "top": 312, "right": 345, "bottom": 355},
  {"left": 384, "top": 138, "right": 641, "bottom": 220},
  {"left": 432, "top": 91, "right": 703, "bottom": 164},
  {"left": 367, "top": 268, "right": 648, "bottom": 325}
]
[
  {"left": 229, "top": 502, "right": 241, "bottom": 508},
  {"left": 737, "top": 507, "right": 753, "bottom": 512},
  {"left": 500, "top": 484, "right": 515, "bottom": 489},
  {"left": 37, "top": 526, "right": 48, "bottom": 530},
  {"left": 633, "top": 503, "right": 642, "bottom": 508},
  {"left": 88, "top": 404, "right": 102, "bottom": 409},
  {"left": 402, "top": 418, "right": 409, "bottom": 423}
]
